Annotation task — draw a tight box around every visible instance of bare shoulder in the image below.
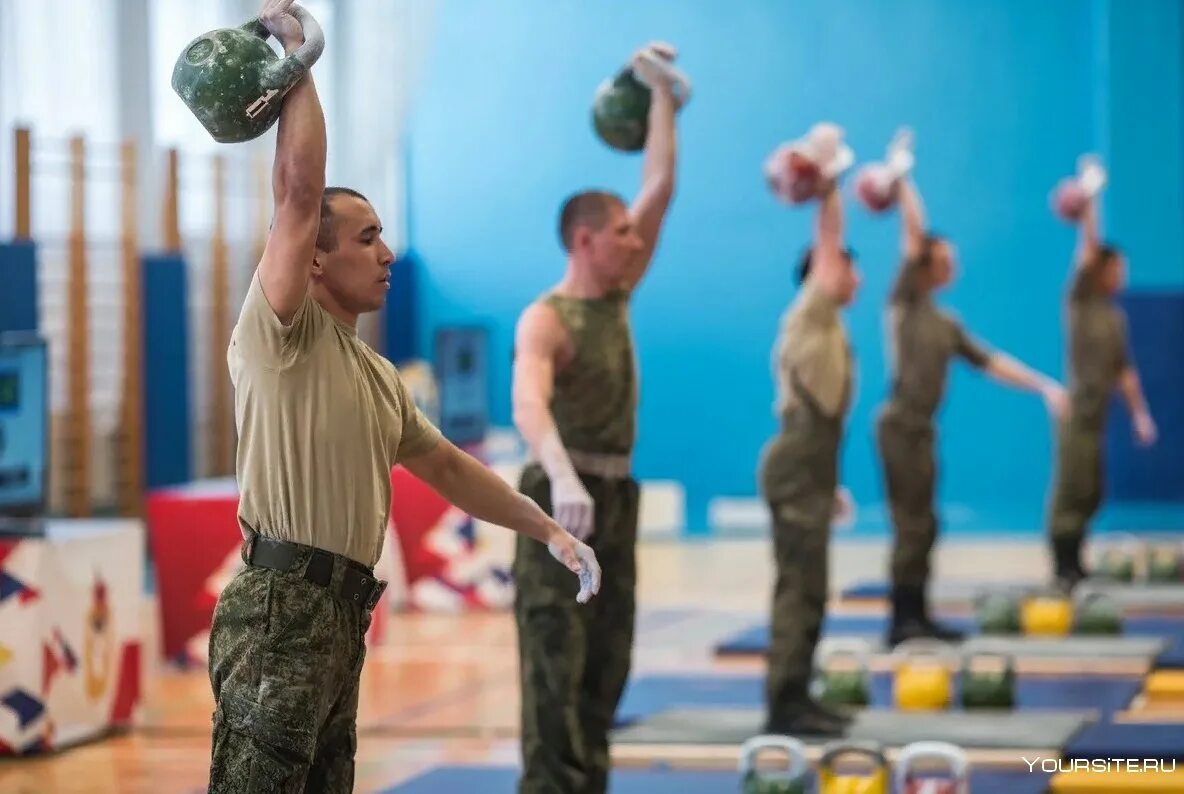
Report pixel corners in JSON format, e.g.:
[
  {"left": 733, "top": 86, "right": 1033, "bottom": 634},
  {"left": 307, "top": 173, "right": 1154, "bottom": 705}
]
[{"left": 516, "top": 298, "right": 573, "bottom": 366}]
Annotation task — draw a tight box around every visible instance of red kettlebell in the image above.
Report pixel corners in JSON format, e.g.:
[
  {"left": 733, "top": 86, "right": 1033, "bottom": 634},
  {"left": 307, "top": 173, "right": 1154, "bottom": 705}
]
[
  {"left": 854, "top": 163, "right": 899, "bottom": 213},
  {"left": 1051, "top": 178, "right": 1087, "bottom": 222}
]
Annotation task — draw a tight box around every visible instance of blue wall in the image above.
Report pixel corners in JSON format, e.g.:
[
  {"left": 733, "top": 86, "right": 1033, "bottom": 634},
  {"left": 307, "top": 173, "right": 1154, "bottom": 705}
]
[{"left": 405, "top": 0, "right": 1184, "bottom": 531}]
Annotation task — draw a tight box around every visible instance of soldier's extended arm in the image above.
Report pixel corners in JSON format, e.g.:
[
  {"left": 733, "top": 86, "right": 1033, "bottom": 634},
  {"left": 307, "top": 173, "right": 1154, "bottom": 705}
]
[
  {"left": 983, "top": 352, "right": 1068, "bottom": 420},
  {"left": 255, "top": 0, "right": 327, "bottom": 324},
  {"left": 511, "top": 303, "right": 596, "bottom": 541},
  {"left": 624, "top": 43, "right": 681, "bottom": 290},
  {"left": 401, "top": 436, "right": 601, "bottom": 604},
  {"left": 1118, "top": 367, "right": 1157, "bottom": 446}
]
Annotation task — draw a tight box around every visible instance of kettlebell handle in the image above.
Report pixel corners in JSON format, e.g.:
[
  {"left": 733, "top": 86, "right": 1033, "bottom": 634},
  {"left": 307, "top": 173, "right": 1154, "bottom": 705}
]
[
  {"left": 738, "top": 735, "right": 808, "bottom": 779},
  {"left": 818, "top": 740, "right": 887, "bottom": 769},
  {"left": 249, "top": 4, "right": 326, "bottom": 91},
  {"left": 894, "top": 741, "right": 969, "bottom": 792}
]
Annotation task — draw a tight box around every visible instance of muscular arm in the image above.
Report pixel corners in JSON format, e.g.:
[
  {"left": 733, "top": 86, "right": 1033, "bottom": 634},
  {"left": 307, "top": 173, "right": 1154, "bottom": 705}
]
[
  {"left": 401, "top": 438, "right": 601, "bottom": 602},
  {"left": 1075, "top": 197, "right": 1100, "bottom": 269},
  {"left": 985, "top": 353, "right": 1060, "bottom": 396},
  {"left": 809, "top": 184, "right": 849, "bottom": 300},
  {"left": 257, "top": 33, "right": 327, "bottom": 323},
  {"left": 624, "top": 83, "right": 678, "bottom": 289},
  {"left": 1118, "top": 366, "right": 1150, "bottom": 418},
  {"left": 898, "top": 178, "right": 926, "bottom": 261},
  {"left": 512, "top": 303, "right": 573, "bottom": 475},
  {"left": 401, "top": 439, "right": 558, "bottom": 545}
]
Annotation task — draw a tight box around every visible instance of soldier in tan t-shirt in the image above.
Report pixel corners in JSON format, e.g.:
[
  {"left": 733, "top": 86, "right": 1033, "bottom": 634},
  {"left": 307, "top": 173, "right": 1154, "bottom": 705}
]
[
  {"left": 758, "top": 123, "right": 861, "bottom": 737},
  {"left": 207, "top": 4, "right": 600, "bottom": 792}
]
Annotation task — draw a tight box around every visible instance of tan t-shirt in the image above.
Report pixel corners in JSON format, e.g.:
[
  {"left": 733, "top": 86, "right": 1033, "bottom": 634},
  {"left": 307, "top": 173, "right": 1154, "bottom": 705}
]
[
  {"left": 227, "top": 271, "right": 442, "bottom": 568},
  {"left": 774, "top": 278, "right": 851, "bottom": 419}
]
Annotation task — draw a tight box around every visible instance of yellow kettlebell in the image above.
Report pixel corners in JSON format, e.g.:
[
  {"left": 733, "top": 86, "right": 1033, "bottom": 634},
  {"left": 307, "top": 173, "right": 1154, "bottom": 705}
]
[
  {"left": 818, "top": 740, "right": 888, "bottom": 794},
  {"left": 1021, "top": 591, "right": 1073, "bottom": 636},
  {"left": 892, "top": 639, "right": 953, "bottom": 711}
]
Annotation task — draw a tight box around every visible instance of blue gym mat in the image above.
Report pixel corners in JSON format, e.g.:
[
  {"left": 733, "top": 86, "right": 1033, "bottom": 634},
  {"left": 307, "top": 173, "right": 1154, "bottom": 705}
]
[
  {"left": 383, "top": 764, "right": 1052, "bottom": 794},
  {"left": 713, "top": 614, "right": 1184, "bottom": 656},
  {"left": 615, "top": 673, "right": 1141, "bottom": 725},
  {"left": 1064, "top": 722, "right": 1184, "bottom": 761},
  {"left": 1158, "top": 634, "right": 1184, "bottom": 668}
]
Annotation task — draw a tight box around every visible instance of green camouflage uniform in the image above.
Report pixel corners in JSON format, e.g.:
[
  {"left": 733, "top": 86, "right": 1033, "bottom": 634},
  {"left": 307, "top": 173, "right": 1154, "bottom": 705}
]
[
  {"left": 514, "top": 291, "right": 640, "bottom": 794},
  {"left": 877, "top": 258, "right": 992, "bottom": 588},
  {"left": 759, "top": 279, "right": 853, "bottom": 718},
  {"left": 1048, "top": 264, "right": 1130, "bottom": 543},
  {"left": 207, "top": 542, "right": 372, "bottom": 793}
]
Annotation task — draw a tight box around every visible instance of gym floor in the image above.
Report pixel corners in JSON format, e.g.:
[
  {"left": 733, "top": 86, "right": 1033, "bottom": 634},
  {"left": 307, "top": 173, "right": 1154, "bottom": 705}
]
[{"left": 0, "top": 535, "right": 1058, "bottom": 793}]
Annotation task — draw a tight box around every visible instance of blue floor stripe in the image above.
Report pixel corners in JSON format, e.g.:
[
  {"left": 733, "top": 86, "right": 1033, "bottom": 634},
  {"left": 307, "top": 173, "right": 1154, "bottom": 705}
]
[
  {"left": 616, "top": 673, "right": 1141, "bottom": 725},
  {"left": 382, "top": 764, "right": 1051, "bottom": 794}
]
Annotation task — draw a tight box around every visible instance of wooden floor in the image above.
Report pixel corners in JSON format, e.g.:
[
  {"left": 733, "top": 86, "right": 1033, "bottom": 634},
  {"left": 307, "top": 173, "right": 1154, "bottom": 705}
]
[{"left": 0, "top": 537, "right": 1054, "bottom": 793}]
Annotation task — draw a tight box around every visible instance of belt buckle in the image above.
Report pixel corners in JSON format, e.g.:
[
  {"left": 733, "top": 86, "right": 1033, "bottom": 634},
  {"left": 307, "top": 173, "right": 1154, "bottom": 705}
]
[{"left": 365, "top": 579, "right": 387, "bottom": 611}]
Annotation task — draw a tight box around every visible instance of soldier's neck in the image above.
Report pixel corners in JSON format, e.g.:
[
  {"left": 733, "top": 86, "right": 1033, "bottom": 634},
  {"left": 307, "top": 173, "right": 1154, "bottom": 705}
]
[{"left": 555, "top": 262, "right": 617, "bottom": 300}]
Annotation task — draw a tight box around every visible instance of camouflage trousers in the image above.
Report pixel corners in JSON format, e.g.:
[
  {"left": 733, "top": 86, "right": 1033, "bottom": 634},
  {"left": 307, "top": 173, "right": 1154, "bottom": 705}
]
[
  {"left": 513, "top": 463, "right": 640, "bottom": 794},
  {"left": 1048, "top": 420, "right": 1104, "bottom": 542},
  {"left": 206, "top": 543, "right": 373, "bottom": 793},
  {"left": 765, "top": 505, "right": 830, "bottom": 715},
  {"left": 877, "top": 414, "right": 938, "bottom": 589}
]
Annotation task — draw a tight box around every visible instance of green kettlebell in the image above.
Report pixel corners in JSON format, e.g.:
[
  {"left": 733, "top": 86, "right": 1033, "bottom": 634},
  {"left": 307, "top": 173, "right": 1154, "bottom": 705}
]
[
  {"left": 1072, "top": 591, "right": 1123, "bottom": 635},
  {"left": 172, "top": 4, "right": 325, "bottom": 144},
  {"left": 591, "top": 47, "right": 690, "bottom": 152},
  {"left": 814, "top": 640, "right": 871, "bottom": 707},
  {"left": 591, "top": 65, "right": 653, "bottom": 152},
  {"left": 1147, "top": 544, "right": 1184, "bottom": 583},
  {"left": 1093, "top": 533, "right": 1141, "bottom": 582},
  {"left": 960, "top": 652, "right": 1015, "bottom": 710},
  {"left": 739, "top": 734, "right": 809, "bottom": 794},
  {"left": 975, "top": 590, "right": 1021, "bottom": 634}
]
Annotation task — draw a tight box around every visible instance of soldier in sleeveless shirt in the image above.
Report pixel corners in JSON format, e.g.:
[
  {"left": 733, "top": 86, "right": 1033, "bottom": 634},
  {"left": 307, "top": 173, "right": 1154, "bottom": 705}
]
[
  {"left": 1046, "top": 158, "right": 1157, "bottom": 589},
  {"left": 759, "top": 124, "right": 861, "bottom": 736},
  {"left": 876, "top": 138, "right": 1068, "bottom": 646},
  {"left": 509, "top": 43, "right": 683, "bottom": 794}
]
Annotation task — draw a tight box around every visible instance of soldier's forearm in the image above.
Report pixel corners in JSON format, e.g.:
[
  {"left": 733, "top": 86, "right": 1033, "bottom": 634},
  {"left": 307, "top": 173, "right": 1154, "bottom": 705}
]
[
  {"left": 419, "top": 442, "right": 560, "bottom": 546},
  {"left": 987, "top": 354, "right": 1058, "bottom": 396},
  {"left": 272, "top": 70, "right": 326, "bottom": 206},
  {"left": 513, "top": 403, "right": 580, "bottom": 487},
  {"left": 1118, "top": 367, "right": 1149, "bottom": 418}
]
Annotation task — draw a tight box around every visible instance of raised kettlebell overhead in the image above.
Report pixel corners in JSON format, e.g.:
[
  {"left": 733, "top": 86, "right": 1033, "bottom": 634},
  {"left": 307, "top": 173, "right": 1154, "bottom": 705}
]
[
  {"left": 171, "top": 1, "right": 325, "bottom": 144},
  {"left": 591, "top": 43, "right": 691, "bottom": 152}
]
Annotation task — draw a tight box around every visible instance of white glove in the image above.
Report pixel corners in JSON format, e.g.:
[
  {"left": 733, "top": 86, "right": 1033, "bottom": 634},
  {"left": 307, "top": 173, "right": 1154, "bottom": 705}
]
[
  {"left": 1077, "top": 154, "right": 1107, "bottom": 198},
  {"left": 548, "top": 531, "right": 602, "bottom": 604},
  {"left": 806, "top": 123, "right": 853, "bottom": 181},
  {"left": 551, "top": 472, "right": 596, "bottom": 541},
  {"left": 631, "top": 42, "right": 692, "bottom": 108},
  {"left": 886, "top": 127, "right": 915, "bottom": 180}
]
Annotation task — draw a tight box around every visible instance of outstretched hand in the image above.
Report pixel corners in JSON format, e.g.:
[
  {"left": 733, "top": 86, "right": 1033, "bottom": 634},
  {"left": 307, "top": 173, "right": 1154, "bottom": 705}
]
[
  {"left": 548, "top": 529, "right": 602, "bottom": 604},
  {"left": 1133, "top": 411, "right": 1158, "bottom": 447}
]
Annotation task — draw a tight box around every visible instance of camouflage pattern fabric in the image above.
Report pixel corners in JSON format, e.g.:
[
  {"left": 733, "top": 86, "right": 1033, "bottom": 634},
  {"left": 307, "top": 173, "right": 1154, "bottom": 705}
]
[
  {"left": 1048, "top": 264, "right": 1130, "bottom": 542},
  {"left": 513, "top": 463, "right": 639, "bottom": 794},
  {"left": 759, "top": 347, "right": 850, "bottom": 711},
  {"left": 764, "top": 495, "right": 832, "bottom": 714},
  {"left": 543, "top": 292, "right": 638, "bottom": 456},
  {"left": 207, "top": 549, "right": 372, "bottom": 793},
  {"left": 877, "top": 413, "right": 938, "bottom": 587},
  {"left": 883, "top": 258, "right": 992, "bottom": 424}
]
